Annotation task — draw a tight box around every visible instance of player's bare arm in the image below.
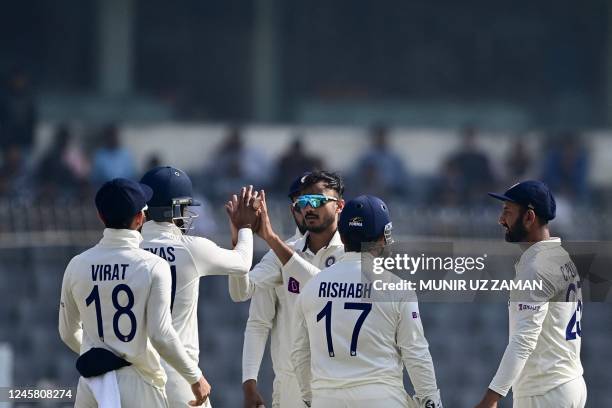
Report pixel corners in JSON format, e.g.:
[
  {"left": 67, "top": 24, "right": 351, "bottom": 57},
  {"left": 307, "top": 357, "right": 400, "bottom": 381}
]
[{"left": 474, "top": 389, "right": 501, "bottom": 408}]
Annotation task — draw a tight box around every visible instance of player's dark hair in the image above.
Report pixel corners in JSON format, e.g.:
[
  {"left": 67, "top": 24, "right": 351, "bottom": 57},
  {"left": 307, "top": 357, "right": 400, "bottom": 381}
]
[{"left": 301, "top": 170, "right": 344, "bottom": 198}]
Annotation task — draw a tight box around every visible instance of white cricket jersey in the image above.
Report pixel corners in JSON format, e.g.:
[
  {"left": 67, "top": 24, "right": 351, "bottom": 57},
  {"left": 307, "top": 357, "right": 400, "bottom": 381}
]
[
  {"left": 140, "top": 221, "right": 253, "bottom": 363},
  {"left": 292, "top": 252, "right": 440, "bottom": 403},
  {"left": 59, "top": 229, "right": 202, "bottom": 389},
  {"left": 489, "top": 238, "right": 583, "bottom": 398},
  {"left": 229, "top": 231, "right": 344, "bottom": 304},
  {"left": 242, "top": 230, "right": 303, "bottom": 383}
]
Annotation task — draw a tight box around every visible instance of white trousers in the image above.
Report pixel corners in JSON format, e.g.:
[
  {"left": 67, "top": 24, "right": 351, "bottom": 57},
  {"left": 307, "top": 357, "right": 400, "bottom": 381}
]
[
  {"left": 312, "top": 384, "right": 409, "bottom": 408},
  {"left": 273, "top": 372, "right": 304, "bottom": 408},
  {"left": 514, "top": 376, "right": 587, "bottom": 408},
  {"left": 75, "top": 366, "right": 168, "bottom": 408}
]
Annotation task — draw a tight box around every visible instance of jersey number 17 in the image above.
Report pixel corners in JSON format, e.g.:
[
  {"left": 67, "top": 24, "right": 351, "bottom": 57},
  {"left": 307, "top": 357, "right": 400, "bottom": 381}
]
[{"left": 317, "top": 301, "right": 372, "bottom": 357}]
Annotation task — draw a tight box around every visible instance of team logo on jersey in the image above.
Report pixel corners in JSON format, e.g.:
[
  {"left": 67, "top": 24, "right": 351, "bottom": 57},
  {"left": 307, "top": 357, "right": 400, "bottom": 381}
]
[
  {"left": 325, "top": 256, "right": 336, "bottom": 267},
  {"left": 412, "top": 312, "right": 419, "bottom": 319},
  {"left": 288, "top": 277, "right": 300, "bottom": 294},
  {"left": 348, "top": 217, "right": 363, "bottom": 227},
  {"left": 425, "top": 400, "right": 435, "bottom": 408}
]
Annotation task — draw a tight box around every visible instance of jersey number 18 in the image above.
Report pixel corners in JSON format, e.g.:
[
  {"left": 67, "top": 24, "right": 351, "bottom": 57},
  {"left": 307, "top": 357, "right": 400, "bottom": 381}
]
[{"left": 86, "top": 284, "right": 137, "bottom": 342}]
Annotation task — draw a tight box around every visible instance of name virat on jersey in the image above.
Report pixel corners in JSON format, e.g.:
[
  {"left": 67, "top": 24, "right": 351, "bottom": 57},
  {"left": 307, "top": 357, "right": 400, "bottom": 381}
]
[
  {"left": 91, "top": 264, "right": 129, "bottom": 281},
  {"left": 318, "top": 282, "right": 372, "bottom": 299}
]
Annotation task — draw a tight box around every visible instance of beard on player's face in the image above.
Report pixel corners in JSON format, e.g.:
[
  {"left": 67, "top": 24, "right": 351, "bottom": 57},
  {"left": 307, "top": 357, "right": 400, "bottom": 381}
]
[
  {"left": 503, "top": 212, "right": 528, "bottom": 242},
  {"left": 303, "top": 208, "right": 336, "bottom": 233},
  {"left": 292, "top": 210, "right": 308, "bottom": 235}
]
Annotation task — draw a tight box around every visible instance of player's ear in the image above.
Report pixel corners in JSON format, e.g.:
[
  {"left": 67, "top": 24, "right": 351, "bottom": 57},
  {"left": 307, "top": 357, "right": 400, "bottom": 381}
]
[
  {"left": 131, "top": 211, "right": 145, "bottom": 230},
  {"left": 336, "top": 199, "right": 345, "bottom": 213},
  {"left": 96, "top": 211, "right": 107, "bottom": 227},
  {"left": 524, "top": 208, "right": 536, "bottom": 227}
]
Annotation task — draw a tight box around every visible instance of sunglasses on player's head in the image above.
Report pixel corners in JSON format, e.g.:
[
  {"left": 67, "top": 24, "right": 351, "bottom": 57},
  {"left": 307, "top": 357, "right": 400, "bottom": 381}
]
[{"left": 292, "top": 194, "right": 338, "bottom": 210}]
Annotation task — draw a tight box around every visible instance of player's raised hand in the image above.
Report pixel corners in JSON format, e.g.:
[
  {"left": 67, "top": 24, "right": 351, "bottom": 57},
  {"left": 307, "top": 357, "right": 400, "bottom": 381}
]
[
  {"left": 230, "top": 185, "right": 260, "bottom": 229},
  {"left": 225, "top": 195, "right": 239, "bottom": 246},
  {"left": 253, "top": 190, "right": 276, "bottom": 243},
  {"left": 242, "top": 379, "right": 266, "bottom": 408},
  {"left": 189, "top": 376, "right": 211, "bottom": 406}
]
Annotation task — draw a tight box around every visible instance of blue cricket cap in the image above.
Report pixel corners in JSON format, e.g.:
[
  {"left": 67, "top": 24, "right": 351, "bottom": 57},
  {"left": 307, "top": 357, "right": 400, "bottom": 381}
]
[
  {"left": 339, "top": 195, "right": 392, "bottom": 242},
  {"left": 140, "top": 166, "right": 200, "bottom": 207},
  {"left": 95, "top": 178, "right": 153, "bottom": 225},
  {"left": 488, "top": 180, "right": 556, "bottom": 221},
  {"left": 288, "top": 172, "right": 311, "bottom": 199}
]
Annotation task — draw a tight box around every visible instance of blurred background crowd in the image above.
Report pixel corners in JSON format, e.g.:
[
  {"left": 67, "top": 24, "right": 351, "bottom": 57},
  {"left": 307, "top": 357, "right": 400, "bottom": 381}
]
[
  {"left": 0, "top": 115, "right": 606, "bottom": 241},
  {"left": 1, "top": 1, "right": 611, "bottom": 407}
]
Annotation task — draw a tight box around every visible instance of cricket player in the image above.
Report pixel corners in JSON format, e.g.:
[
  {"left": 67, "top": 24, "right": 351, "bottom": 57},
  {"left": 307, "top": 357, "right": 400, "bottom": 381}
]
[
  {"left": 475, "top": 180, "right": 585, "bottom": 408},
  {"left": 59, "top": 178, "right": 210, "bottom": 407},
  {"left": 229, "top": 171, "right": 346, "bottom": 407},
  {"left": 139, "top": 166, "right": 257, "bottom": 408},
  {"left": 292, "top": 195, "right": 442, "bottom": 408},
  {"left": 236, "top": 174, "right": 308, "bottom": 408}
]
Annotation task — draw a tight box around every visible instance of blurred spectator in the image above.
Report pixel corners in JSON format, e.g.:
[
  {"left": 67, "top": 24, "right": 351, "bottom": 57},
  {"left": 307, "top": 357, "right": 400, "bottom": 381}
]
[
  {"left": 351, "top": 124, "right": 409, "bottom": 197},
  {"left": 428, "top": 160, "right": 463, "bottom": 207},
  {"left": 204, "top": 126, "right": 271, "bottom": 200},
  {"left": 0, "top": 69, "right": 37, "bottom": 152},
  {"left": 442, "top": 125, "right": 495, "bottom": 204},
  {"left": 0, "top": 143, "right": 32, "bottom": 201},
  {"left": 541, "top": 131, "right": 589, "bottom": 202},
  {"left": 35, "top": 124, "right": 90, "bottom": 201},
  {"left": 505, "top": 138, "right": 532, "bottom": 182},
  {"left": 274, "top": 136, "right": 324, "bottom": 192},
  {"left": 90, "top": 124, "right": 136, "bottom": 185},
  {"left": 144, "top": 153, "right": 162, "bottom": 172}
]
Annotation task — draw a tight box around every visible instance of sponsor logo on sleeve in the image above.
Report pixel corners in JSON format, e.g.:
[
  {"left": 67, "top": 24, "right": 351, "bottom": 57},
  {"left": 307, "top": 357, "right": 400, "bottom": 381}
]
[{"left": 288, "top": 277, "right": 300, "bottom": 294}]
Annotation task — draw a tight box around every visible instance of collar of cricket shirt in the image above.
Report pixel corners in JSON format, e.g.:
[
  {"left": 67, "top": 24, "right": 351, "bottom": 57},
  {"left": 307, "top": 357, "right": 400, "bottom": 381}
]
[
  {"left": 299, "top": 229, "right": 343, "bottom": 255},
  {"left": 141, "top": 220, "right": 182, "bottom": 239},
  {"left": 100, "top": 228, "right": 143, "bottom": 248},
  {"left": 519, "top": 237, "right": 562, "bottom": 264}
]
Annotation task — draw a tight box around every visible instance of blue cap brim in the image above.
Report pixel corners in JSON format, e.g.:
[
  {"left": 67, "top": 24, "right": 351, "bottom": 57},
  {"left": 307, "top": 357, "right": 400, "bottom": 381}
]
[{"left": 487, "top": 192, "right": 517, "bottom": 203}]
